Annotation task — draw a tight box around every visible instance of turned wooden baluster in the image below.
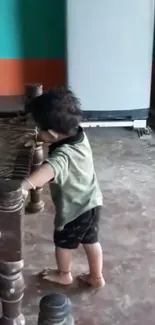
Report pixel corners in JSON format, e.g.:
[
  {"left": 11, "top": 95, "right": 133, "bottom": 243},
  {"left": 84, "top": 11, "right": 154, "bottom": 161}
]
[
  {"left": 26, "top": 139, "right": 44, "bottom": 213},
  {"left": 38, "top": 294, "right": 74, "bottom": 325},
  {"left": 25, "top": 84, "right": 44, "bottom": 213},
  {"left": 0, "top": 180, "right": 25, "bottom": 325},
  {"left": 24, "top": 83, "right": 43, "bottom": 112}
]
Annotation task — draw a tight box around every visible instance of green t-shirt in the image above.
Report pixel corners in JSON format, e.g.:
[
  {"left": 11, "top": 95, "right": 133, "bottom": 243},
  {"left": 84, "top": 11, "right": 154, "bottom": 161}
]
[{"left": 45, "top": 127, "right": 102, "bottom": 230}]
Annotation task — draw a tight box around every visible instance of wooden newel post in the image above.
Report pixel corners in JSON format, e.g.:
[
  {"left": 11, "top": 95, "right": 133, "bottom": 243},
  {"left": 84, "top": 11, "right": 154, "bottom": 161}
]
[
  {"left": 38, "top": 294, "right": 74, "bottom": 325},
  {"left": 25, "top": 84, "right": 44, "bottom": 213},
  {"left": 0, "top": 180, "right": 25, "bottom": 325}
]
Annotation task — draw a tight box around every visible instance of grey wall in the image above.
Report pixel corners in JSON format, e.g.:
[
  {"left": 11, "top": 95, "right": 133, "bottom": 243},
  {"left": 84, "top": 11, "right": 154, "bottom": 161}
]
[{"left": 67, "top": 0, "right": 154, "bottom": 111}]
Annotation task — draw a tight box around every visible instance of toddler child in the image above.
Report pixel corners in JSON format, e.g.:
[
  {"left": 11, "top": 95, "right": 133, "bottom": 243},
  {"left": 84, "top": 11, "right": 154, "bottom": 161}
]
[{"left": 22, "top": 88, "right": 105, "bottom": 288}]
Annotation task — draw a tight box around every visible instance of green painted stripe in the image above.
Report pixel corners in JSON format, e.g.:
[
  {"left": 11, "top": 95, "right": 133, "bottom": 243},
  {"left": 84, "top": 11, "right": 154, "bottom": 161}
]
[{"left": 0, "top": 0, "right": 65, "bottom": 59}]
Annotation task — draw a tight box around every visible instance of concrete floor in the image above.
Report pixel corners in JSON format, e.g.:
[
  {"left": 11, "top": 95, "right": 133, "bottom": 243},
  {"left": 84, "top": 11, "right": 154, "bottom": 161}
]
[{"left": 23, "top": 128, "right": 155, "bottom": 325}]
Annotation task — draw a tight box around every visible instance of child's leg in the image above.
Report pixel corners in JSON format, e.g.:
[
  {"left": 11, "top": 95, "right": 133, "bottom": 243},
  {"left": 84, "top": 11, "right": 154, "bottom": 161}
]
[
  {"left": 39, "top": 221, "right": 80, "bottom": 285},
  {"left": 42, "top": 247, "right": 73, "bottom": 285},
  {"left": 77, "top": 207, "right": 105, "bottom": 288},
  {"left": 79, "top": 242, "right": 105, "bottom": 288},
  {"left": 55, "top": 246, "right": 72, "bottom": 273}
]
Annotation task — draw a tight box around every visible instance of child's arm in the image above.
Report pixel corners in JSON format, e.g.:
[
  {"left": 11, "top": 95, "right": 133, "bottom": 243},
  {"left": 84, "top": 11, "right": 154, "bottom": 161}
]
[{"left": 22, "top": 163, "right": 54, "bottom": 191}]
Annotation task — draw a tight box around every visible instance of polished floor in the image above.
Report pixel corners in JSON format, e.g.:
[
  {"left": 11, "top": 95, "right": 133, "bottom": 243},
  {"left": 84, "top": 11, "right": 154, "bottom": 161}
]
[{"left": 23, "top": 127, "right": 155, "bottom": 325}]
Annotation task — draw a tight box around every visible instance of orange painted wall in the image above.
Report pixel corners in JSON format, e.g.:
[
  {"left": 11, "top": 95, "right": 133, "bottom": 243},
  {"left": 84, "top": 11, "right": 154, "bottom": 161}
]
[
  {"left": 0, "top": 59, "right": 65, "bottom": 95},
  {"left": 0, "top": 0, "right": 65, "bottom": 95}
]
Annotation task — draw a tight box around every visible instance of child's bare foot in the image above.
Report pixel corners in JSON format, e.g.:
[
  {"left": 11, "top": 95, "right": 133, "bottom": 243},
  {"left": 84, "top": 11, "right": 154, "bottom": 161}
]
[
  {"left": 38, "top": 268, "right": 73, "bottom": 285},
  {"left": 77, "top": 273, "right": 105, "bottom": 288}
]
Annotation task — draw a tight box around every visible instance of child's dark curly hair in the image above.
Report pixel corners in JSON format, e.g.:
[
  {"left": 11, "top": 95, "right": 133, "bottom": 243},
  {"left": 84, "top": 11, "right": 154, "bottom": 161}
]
[{"left": 31, "top": 88, "right": 83, "bottom": 136}]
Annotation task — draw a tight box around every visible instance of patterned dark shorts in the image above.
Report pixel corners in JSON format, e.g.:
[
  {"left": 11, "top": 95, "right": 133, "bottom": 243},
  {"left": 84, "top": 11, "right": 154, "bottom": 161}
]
[{"left": 54, "top": 206, "right": 101, "bottom": 249}]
